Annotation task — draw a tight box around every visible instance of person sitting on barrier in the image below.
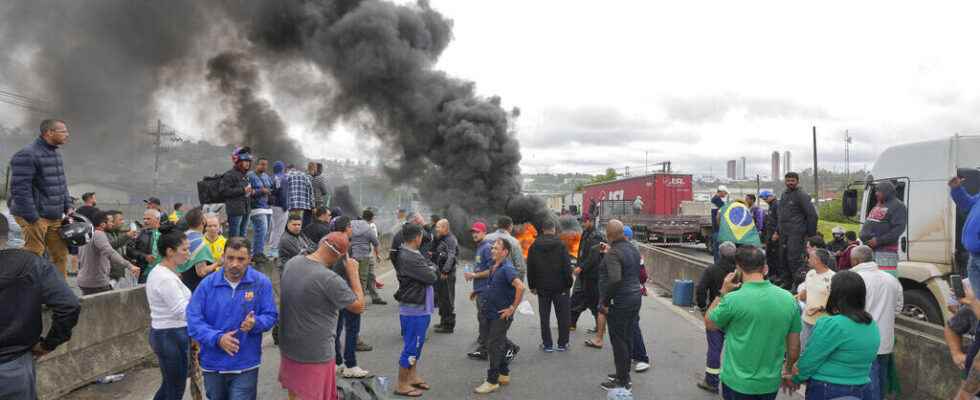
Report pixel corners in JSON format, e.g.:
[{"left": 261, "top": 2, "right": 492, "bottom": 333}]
[
  {"left": 0, "top": 213, "right": 80, "bottom": 399},
  {"left": 694, "top": 241, "right": 737, "bottom": 394}
]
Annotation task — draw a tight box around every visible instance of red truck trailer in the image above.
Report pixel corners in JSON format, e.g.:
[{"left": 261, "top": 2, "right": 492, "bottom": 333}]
[{"left": 582, "top": 174, "right": 711, "bottom": 244}]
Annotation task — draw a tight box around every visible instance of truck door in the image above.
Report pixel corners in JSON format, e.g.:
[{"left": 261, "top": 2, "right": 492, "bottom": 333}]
[{"left": 864, "top": 178, "right": 910, "bottom": 260}]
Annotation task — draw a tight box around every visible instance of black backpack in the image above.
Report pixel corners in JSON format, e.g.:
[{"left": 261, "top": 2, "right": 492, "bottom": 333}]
[{"left": 197, "top": 174, "right": 224, "bottom": 205}]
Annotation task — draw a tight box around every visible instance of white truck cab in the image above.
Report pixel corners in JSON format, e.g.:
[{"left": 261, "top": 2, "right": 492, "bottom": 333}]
[{"left": 843, "top": 135, "right": 980, "bottom": 324}]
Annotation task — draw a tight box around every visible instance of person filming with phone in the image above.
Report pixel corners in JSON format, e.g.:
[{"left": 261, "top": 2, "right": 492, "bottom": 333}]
[
  {"left": 704, "top": 245, "right": 802, "bottom": 399},
  {"left": 951, "top": 175, "right": 980, "bottom": 298}
]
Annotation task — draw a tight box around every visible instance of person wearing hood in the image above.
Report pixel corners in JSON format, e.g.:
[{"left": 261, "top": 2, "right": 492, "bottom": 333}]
[
  {"left": 267, "top": 161, "right": 289, "bottom": 257},
  {"left": 0, "top": 213, "right": 80, "bottom": 399},
  {"left": 695, "top": 241, "right": 737, "bottom": 394},
  {"left": 526, "top": 218, "right": 573, "bottom": 351},
  {"left": 351, "top": 211, "right": 385, "bottom": 305},
  {"left": 859, "top": 181, "right": 907, "bottom": 277},
  {"left": 431, "top": 219, "right": 460, "bottom": 333}
]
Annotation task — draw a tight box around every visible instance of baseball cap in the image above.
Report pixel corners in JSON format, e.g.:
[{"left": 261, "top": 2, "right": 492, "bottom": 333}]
[
  {"left": 624, "top": 225, "right": 634, "bottom": 240},
  {"left": 759, "top": 190, "right": 774, "bottom": 199},
  {"left": 320, "top": 232, "right": 350, "bottom": 255},
  {"left": 470, "top": 221, "right": 487, "bottom": 233},
  {"left": 718, "top": 185, "right": 729, "bottom": 193},
  {"left": 144, "top": 197, "right": 161, "bottom": 206}
]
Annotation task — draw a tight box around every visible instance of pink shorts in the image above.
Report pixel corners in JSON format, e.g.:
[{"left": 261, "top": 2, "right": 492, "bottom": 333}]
[{"left": 279, "top": 356, "right": 337, "bottom": 400}]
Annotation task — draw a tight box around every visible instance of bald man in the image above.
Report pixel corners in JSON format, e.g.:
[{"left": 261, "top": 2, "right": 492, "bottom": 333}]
[
  {"left": 126, "top": 209, "right": 162, "bottom": 283},
  {"left": 432, "top": 219, "right": 459, "bottom": 333},
  {"left": 598, "top": 219, "right": 644, "bottom": 391}
]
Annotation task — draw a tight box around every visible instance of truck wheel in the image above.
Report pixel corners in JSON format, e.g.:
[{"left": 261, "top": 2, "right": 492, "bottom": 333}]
[{"left": 902, "top": 289, "right": 943, "bottom": 325}]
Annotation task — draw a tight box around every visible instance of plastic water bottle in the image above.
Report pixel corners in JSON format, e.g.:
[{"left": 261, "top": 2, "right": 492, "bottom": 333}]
[
  {"left": 463, "top": 264, "right": 473, "bottom": 274},
  {"left": 375, "top": 376, "right": 390, "bottom": 393},
  {"left": 96, "top": 374, "right": 125, "bottom": 384},
  {"left": 606, "top": 387, "right": 633, "bottom": 400}
]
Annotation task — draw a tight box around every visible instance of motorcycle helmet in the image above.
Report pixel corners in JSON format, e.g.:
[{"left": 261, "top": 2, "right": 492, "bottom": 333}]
[{"left": 60, "top": 214, "right": 94, "bottom": 247}]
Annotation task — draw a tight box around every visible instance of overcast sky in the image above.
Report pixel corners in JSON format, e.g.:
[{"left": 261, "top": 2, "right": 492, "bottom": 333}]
[{"left": 414, "top": 0, "right": 980, "bottom": 176}]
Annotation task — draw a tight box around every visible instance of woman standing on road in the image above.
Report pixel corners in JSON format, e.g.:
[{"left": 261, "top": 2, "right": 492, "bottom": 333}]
[
  {"left": 791, "top": 270, "right": 880, "bottom": 399},
  {"left": 146, "top": 231, "right": 192, "bottom": 400}
]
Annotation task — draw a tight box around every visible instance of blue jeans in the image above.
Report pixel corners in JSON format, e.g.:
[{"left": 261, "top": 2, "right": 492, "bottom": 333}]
[
  {"left": 969, "top": 254, "right": 980, "bottom": 300},
  {"left": 249, "top": 214, "right": 269, "bottom": 257},
  {"left": 148, "top": 327, "right": 189, "bottom": 400},
  {"left": 335, "top": 309, "right": 361, "bottom": 368},
  {"left": 227, "top": 215, "right": 249, "bottom": 238},
  {"left": 203, "top": 369, "right": 259, "bottom": 400},
  {"left": 868, "top": 354, "right": 890, "bottom": 400},
  {"left": 721, "top": 384, "right": 776, "bottom": 400},
  {"left": 631, "top": 313, "right": 649, "bottom": 363},
  {"left": 805, "top": 380, "right": 869, "bottom": 400}
]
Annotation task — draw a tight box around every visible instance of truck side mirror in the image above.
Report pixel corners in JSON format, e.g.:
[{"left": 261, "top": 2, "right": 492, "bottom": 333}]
[{"left": 842, "top": 189, "right": 858, "bottom": 217}]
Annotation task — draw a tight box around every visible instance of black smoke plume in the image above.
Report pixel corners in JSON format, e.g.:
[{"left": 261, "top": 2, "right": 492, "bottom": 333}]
[
  {"left": 331, "top": 185, "right": 362, "bottom": 218},
  {"left": 0, "top": 0, "right": 550, "bottom": 230}
]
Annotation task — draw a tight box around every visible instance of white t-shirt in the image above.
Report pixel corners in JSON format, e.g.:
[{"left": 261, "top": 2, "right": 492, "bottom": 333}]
[
  {"left": 852, "top": 261, "right": 904, "bottom": 354},
  {"left": 146, "top": 264, "right": 192, "bottom": 330},
  {"left": 802, "top": 269, "right": 835, "bottom": 325}
]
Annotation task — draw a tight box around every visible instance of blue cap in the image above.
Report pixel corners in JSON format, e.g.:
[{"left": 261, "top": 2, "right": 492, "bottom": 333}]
[
  {"left": 624, "top": 225, "right": 634, "bottom": 240},
  {"left": 759, "top": 190, "right": 774, "bottom": 199}
]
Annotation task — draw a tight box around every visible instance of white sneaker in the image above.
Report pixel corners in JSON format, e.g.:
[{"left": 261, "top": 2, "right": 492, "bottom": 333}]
[
  {"left": 343, "top": 366, "right": 371, "bottom": 379},
  {"left": 336, "top": 365, "right": 345, "bottom": 375},
  {"left": 635, "top": 362, "right": 651, "bottom": 372}
]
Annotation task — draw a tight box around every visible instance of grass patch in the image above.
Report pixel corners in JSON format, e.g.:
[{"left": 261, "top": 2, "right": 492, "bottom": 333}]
[{"left": 818, "top": 220, "right": 860, "bottom": 239}]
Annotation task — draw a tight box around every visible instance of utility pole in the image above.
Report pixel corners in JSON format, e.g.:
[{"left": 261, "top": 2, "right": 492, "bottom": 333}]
[
  {"left": 645, "top": 151, "right": 648, "bottom": 175},
  {"left": 756, "top": 174, "right": 761, "bottom": 194},
  {"left": 813, "top": 126, "right": 819, "bottom": 201},
  {"left": 844, "top": 130, "right": 852, "bottom": 186},
  {"left": 147, "top": 119, "right": 178, "bottom": 196}
]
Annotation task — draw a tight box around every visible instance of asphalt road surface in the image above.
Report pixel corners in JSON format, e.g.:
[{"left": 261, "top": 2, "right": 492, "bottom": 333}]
[{"left": 66, "top": 264, "right": 802, "bottom": 400}]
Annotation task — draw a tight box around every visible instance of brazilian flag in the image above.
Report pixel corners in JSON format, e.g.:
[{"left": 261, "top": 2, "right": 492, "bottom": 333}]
[{"left": 717, "top": 201, "right": 762, "bottom": 247}]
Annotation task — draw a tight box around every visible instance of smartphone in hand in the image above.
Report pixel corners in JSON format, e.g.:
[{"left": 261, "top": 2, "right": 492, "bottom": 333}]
[{"left": 951, "top": 274, "right": 966, "bottom": 299}]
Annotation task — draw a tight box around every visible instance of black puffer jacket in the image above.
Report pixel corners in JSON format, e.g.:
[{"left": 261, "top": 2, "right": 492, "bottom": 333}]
[
  {"left": 577, "top": 227, "right": 604, "bottom": 262},
  {"left": 527, "top": 234, "right": 573, "bottom": 293},
  {"left": 777, "top": 187, "right": 818, "bottom": 236},
  {"left": 394, "top": 246, "right": 438, "bottom": 305},
  {"left": 0, "top": 249, "right": 80, "bottom": 362},
  {"left": 220, "top": 167, "right": 251, "bottom": 217},
  {"left": 9, "top": 138, "right": 72, "bottom": 222}
]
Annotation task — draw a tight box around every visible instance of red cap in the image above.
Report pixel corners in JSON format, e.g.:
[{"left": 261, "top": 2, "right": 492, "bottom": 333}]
[{"left": 470, "top": 221, "right": 487, "bottom": 233}]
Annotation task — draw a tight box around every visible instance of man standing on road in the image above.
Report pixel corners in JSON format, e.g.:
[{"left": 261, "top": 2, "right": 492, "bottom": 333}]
[
  {"left": 77, "top": 211, "right": 139, "bottom": 295},
  {"left": 267, "top": 161, "right": 289, "bottom": 257},
  {"left": 860, "top": 181, "right": 908, "bottom": 277},
  {"left": 279, "top": 232, "right": 365, "bottom": 400},
  {"left": 186, "top": 238, "right": 278, "bottom": 399},
  {"left": 356, "top": 210, "right": 385, "bottom": 305},
  {"left": 760, "top": 190, "right": 784, "bottom": 286},
  {"left": 694, "top": 241, "right": 737, "bottom": 394},
  {"left": 247, "top": 157, "right": 273, "bottom": 262},
  {"left": 9, "top": 119, "right": 73, "bottom": 277},
  {"left": 286, "top": 164, "right": 314, "bottom": 228},
  {"left": 278, "top": 215, "right": 312, "bottom": 270},
  {"left": 308, "top": 162, "right": 330, "bottom": 210},
  {"left": 705, "top": 246, "right": 802, "bottom": 399},
  {"left": 571, "top": 213, "right": 604, "bottom": 332},
  {"left": 394, "top": 224, "right": 439, "bottom": 397},
  {"left": 390, "top": 212, "right": 429, "bottom": 270},
  {"left": 597, "top": 220, "right": 643, "bottom": 392},
  {"left": 526, "top": 218, "right": 573, "bottom": 352},
  {"left": 850, "top": 245, "right": 903, "bottom": 399},
  {"left": 432, "top": 219, "right": 460, "bottom": 333},
  {"left": 0, "top": 214, "right": 80, "bottom": 399},
  {"left": 465, "top": 221, "right": 494, "bottom": 360},
  {"left": 474, "top": 238, "right": 525, "bottom": 395},
  {"left": 778, "top": 172, "right": 818, "bottom": 291},
  {"left": 222, "top": 147, "right": 254, "bottom": 238}
]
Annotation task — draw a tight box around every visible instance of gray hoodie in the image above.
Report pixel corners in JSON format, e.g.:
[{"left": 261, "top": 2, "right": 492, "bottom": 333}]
[{"left": 859, "top": 181, "right": 908, "bottom": 249}]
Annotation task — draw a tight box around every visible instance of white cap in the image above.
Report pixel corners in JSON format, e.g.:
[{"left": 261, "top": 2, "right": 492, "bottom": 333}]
[
  {"left": 832, "top": 226, "right": 845, "bottom": 234},
  {"left": 718, "top": 185, "right": 729, "bottom": 193}
]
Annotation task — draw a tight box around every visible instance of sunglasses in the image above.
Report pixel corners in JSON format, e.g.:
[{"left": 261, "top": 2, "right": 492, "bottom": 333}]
[{"left": 324, "top": 240, "right": 341, "bottom": 256}]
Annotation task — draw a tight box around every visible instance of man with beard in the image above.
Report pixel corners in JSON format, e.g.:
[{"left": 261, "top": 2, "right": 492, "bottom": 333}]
[{"left": 778, "top": 172, "right": 818, "bottom": 291}]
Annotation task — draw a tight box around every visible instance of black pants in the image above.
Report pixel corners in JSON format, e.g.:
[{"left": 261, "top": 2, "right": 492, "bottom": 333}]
[
  {"left": 570, "top": 279, "right": 598, "bottom": 327},
  {"left": 780, "top": 232, "right": 807, "bottom": 290},
  {"left": 475, "top": 295, "right": 489, "bottom": 350},
  {"left": 435, "top": 273, "right": 456, "bottom": 328},
  {"left": 608, "top": 303, "right": 641, "bottom": 385},
  {"left": 486, "top": 317, "right": 513, "bottom": 384},
  {"left": 538, "top": 290, "right": 571, "bottom": 348}
]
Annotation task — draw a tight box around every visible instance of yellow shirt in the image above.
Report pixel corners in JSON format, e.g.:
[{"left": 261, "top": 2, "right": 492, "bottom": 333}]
[{"left": 204, "top": 235, "right": 227, "bottom": 262}]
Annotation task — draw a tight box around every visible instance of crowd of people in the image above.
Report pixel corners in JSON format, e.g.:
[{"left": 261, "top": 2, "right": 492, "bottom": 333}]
[{"left": 9, "top": 118, "right": 980, "bottom": 400}]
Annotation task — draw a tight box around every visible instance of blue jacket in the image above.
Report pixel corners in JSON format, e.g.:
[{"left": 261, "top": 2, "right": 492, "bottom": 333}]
[
  {"left": 952, "top": 187, "right": 980, "bottom": 255},
  {"left": 272, "top": 161, "right": 287, "bottom": 208},
  {"left": 9, "top": 138, "right": 71, "bottom": 222},
  {"left": 472, "top": 240, "right": 493, "bottom": 293},
  {"left": 246, "top": 171, "right": 272, "bottom": 210},
  {"left": 187, "top": 266, "right": 278, "bottom": 372}
]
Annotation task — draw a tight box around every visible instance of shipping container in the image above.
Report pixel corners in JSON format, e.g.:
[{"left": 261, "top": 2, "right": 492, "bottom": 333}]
[{"left": 582, "top": 173, "right": 693, "bottom": 216}]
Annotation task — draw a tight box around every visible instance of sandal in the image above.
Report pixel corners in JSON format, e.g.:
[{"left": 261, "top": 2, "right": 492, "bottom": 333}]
[
  {"left": 584, "top": 339, "right": 603, "bottom": 349},
  {"left": 411, "top": 382, "right": 431, "bottom": 390},
  {"left": 394, "top": 389, "right": 424, "bottom": 397}
]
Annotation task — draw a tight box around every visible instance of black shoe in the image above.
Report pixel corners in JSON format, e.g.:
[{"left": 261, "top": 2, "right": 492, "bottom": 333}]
[
  {"left": 372, "top": 298, "right": 388, "bottom": 305},
  {"left": 467, "top": 350, "right": 488, "bottom": 360},
  {"left": 600, "top": 380, "right": 631, "bottom": 391}
]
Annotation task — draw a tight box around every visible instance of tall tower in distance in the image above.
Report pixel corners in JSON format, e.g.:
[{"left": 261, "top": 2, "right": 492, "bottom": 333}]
[
  {"left": 771, "top": 151, "right": 780, "bottom": 180},
  {"left": 740, "top": 156, "right": 747, "bottom": 180},
  {"left": 783, "top": 150, "right": 792, "bottom": 173},
  {"left": 726, "top": 160, "right": 737, "bottom": 180}
]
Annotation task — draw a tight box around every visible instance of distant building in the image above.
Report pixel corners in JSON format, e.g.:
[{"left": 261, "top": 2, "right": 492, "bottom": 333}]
[
  {"left": 739, "top": 157, "right": 747, "bottom": 180},
  {"left": 726, "top": 160, "right": 737, "bottom": 180},
  {"left": 771, "top": 151, "right": 780, "bottom": 180},
  {"left": 783, "top": 151, "right": 792, "bottom": 174}
]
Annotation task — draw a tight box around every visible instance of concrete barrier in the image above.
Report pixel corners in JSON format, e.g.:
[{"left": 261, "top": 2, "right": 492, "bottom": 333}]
[
  {"left": 639, "top": 243, "right": 961, "bottom": 400},
  {"left": 37, "top": 286, "right": 153, "bottom": 400}
]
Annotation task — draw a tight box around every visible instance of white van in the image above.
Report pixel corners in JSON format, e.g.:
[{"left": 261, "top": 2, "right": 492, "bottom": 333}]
[{"left": 842, "top": 136, "right": 980, "bottom": 324}]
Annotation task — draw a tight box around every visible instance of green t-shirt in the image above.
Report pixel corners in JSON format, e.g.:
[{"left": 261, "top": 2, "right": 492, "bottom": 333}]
[
  {"left": 709, "top": 280, "right": 802, "bottom": 395},
  {"left": 793, "top": 314, "right": 880, "bottom": 386}
]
